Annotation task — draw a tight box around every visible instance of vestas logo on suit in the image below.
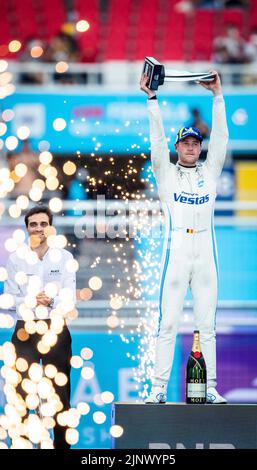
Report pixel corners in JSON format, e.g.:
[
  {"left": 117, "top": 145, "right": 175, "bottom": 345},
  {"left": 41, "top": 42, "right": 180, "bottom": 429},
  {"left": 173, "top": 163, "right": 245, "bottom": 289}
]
[{"left": 174, "top": 193, "right": 209, "bottom": 204}]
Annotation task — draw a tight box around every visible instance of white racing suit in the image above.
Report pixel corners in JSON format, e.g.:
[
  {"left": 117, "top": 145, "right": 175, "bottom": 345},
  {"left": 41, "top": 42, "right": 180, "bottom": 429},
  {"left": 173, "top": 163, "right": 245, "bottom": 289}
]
[{"left": 148, "top": 95, "right": 228, "bottom": 388}]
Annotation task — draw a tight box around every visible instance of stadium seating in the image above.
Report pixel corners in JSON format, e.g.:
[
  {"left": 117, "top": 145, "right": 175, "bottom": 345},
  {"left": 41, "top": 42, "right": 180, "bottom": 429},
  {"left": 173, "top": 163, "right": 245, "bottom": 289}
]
[
  {"left": 0, "top": 0, "right": 254, "bottom": 62},
  {"left": 249, "top": 0, "right": 257, "bottom": 28},
  {"left": 190, "top": 10, "right": 216, "bottom": 61}
]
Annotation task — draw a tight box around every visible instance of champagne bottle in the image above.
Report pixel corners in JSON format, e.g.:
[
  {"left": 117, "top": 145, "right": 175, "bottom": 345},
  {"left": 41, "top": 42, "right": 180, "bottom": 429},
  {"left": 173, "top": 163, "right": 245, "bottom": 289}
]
[{"left": 186, "top": 330, "right": 206, "bottom": 404}]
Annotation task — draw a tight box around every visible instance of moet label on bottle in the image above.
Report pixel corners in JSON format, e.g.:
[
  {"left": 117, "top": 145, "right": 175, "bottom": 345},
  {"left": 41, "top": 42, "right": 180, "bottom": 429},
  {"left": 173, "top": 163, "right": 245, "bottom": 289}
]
[{"left": 187, "top": 383, "right": 206, "bottom": 399}]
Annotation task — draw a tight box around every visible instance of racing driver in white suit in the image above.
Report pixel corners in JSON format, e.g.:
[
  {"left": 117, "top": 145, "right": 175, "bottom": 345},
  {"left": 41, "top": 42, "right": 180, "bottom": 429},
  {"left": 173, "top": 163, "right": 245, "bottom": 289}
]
[{"left": 140, "top": 71, "right": 228, "bottom": 404}]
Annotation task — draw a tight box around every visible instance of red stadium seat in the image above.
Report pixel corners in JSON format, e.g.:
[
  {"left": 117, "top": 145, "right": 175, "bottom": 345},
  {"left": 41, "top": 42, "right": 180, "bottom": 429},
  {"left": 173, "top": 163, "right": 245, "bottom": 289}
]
[
  {"left": 102, "top": 0, "right": 130, "bottom": 60},
  {"left": 162, "top": 11, "right": 187, "bottom": 61},
  {"left": 249, "top": 0, "right": 257, "bottom": 28},
  {"left": 217, "top": 8, "right": 247, "bottom": 38},
  {"left": 190, "top": 10, "right": 215, "bottom": 61}
]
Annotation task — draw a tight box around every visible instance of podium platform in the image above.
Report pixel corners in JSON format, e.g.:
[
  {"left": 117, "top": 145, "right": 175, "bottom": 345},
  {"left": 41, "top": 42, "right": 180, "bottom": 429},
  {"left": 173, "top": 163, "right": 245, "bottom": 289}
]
[{"left": 111, "top": 403, "right": 257, "bottom": 449}]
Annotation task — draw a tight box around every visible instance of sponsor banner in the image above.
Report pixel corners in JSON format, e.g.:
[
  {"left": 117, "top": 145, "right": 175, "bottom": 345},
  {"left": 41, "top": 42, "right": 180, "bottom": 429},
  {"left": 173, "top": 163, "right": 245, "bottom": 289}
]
[{"left": 2, "top": 90, "right": 257, "bottom": 153}]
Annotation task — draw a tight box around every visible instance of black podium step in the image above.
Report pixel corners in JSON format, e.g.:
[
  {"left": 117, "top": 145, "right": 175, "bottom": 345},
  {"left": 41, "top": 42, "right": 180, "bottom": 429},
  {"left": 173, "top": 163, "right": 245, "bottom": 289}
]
[{"left": 111, "top": 403, "right": 257, "bottom": 449}]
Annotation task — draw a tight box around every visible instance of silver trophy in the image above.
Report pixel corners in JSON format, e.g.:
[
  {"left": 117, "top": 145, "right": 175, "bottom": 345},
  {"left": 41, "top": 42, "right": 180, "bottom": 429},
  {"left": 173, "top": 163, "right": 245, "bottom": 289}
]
[{"left": 143, "top": 57, "right": 215, "bottom": 90}]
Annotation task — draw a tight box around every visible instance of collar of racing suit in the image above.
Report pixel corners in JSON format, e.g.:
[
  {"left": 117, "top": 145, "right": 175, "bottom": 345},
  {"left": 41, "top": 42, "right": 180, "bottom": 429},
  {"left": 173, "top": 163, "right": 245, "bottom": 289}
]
[
  {"left": 177, "top": 163, "right": 200, "bottom": 173},
  {"left": 178, "top": 163, "right": 197, "bottom": 169}
]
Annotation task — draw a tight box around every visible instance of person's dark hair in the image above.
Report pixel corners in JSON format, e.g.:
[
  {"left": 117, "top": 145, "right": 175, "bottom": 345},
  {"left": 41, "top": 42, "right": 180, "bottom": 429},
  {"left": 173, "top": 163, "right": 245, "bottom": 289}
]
[
  {"left": 192, "top": 108, "right": 200, "bottom": 117},
  {"left": 24, "top": 205, "right": 53, "bottom": 227}
]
